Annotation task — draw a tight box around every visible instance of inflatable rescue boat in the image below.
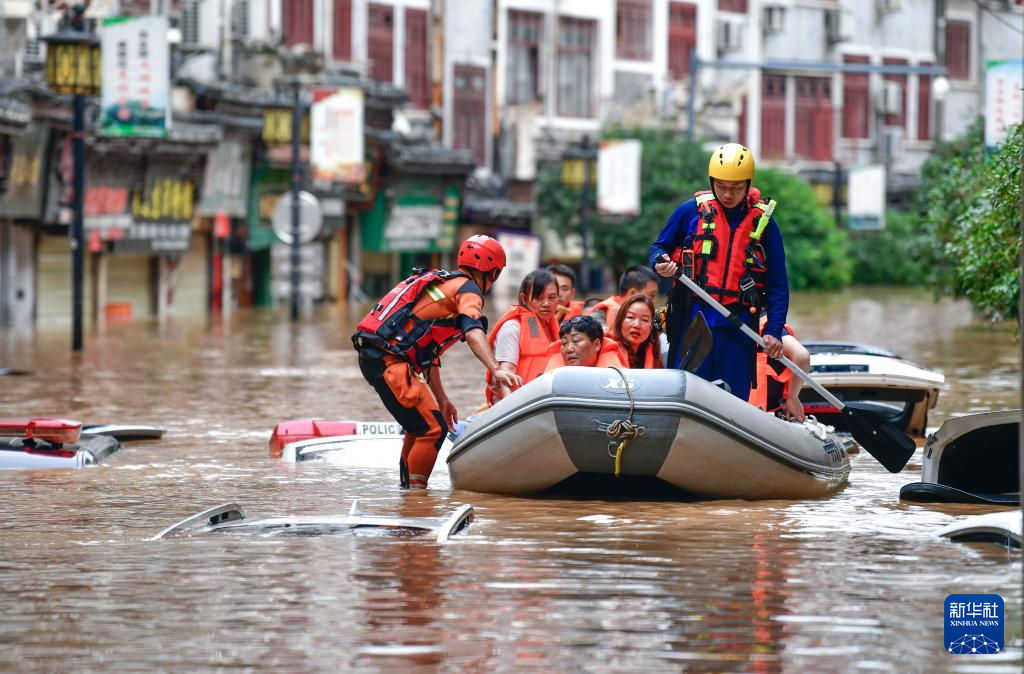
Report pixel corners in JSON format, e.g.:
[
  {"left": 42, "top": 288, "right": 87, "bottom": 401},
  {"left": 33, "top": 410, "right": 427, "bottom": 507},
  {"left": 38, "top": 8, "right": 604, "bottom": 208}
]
[{"left": 447, "top": 367, "right": 851, "bottom": 500}]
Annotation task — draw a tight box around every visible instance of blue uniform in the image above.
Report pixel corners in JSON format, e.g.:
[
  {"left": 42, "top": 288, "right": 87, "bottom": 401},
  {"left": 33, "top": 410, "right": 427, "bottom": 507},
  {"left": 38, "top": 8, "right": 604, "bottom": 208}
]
[{"left": 648, "top": 196, "right": 790, "bottom": 401}]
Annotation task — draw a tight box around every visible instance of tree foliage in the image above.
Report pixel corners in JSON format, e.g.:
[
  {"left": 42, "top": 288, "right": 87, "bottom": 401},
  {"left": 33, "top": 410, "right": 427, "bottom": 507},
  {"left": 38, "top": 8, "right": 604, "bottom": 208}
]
[
  {"left": 848, "top": 209, "right": 929, "bottom": 285},
  {"left": 536, "top": 129, "right": 851, "bottom": 290},
  {"left": 917, "top": 120, "right": 1022, "bottom": 320}
]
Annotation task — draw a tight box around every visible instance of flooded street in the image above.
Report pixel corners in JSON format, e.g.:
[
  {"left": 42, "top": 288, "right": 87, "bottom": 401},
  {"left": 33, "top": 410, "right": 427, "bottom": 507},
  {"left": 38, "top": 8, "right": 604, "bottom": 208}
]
[{"left": 1, "top": 287, "right": 1020, "bottom": 673}]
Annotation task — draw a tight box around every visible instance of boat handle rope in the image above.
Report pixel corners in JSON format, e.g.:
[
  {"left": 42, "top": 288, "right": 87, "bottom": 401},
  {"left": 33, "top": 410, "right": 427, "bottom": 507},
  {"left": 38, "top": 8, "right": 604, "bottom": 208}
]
[{"left": 606, "top": 366, "right": 647, "bottom": 477}]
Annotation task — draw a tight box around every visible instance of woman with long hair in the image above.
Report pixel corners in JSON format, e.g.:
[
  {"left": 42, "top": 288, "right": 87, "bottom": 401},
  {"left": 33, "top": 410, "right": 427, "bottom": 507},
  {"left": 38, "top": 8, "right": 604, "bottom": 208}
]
[{"left": 611, "top": 294, "right": 662, "bottom": 369}]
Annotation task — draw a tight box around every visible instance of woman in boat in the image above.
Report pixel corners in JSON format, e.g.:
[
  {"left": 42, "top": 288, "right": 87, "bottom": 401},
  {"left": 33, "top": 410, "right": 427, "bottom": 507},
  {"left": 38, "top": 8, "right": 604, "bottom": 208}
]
[
  {"left": 610, "top": 294, "right": 662, "bottom": 369},
  {"left": 545, "top": 315, "right": 628, "bottom": 371},
  {"left": 486, "top": 269, "right": 560, "bottom": 403}
]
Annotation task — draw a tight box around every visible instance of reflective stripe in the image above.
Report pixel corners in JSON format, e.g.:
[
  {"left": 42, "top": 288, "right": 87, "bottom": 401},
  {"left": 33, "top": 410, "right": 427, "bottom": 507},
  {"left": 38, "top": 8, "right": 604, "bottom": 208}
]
[
  {"left": 424, "top": 283, "right": 446, "bottom": 302},
  {"left": 696, "top": 192, "right": 715, "bottom": 205},
  {"left": 751, "top": 199, "right": 777, "bottom": 241},
  {"left": 377, "top": 280, "right": 418, "bottom": 321}
]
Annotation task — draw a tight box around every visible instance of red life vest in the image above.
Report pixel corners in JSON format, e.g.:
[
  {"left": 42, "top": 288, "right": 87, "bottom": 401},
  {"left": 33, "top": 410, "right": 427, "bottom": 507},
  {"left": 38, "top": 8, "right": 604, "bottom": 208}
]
[
  {"left": 353, "top": 268, "right": 468, "bottom": 373},
  {"left": 485, "top": 305, "right": 559, "bottom": 404},
  {"left": 748, "top": 318, "right": 795, "bottom": 413},
  {"left": 672, "top": 188, "right": 777, "bottom": 311}
]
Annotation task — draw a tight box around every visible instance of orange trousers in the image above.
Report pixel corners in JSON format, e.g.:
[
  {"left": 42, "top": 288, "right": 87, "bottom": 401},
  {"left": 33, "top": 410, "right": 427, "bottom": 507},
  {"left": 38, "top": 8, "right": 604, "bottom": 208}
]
[{"left": 358, "top": 352, "right": 447, "bottom": 488}]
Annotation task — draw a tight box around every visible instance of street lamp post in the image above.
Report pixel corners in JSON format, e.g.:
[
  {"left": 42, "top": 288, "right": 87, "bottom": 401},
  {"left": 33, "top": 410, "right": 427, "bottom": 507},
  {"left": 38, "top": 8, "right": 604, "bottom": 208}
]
[
  {"left": 561, "top": 136, "right": 598, "bottom": 294},
  {"left": 43, "top": 20, "right": 101, "bottom": 352}
]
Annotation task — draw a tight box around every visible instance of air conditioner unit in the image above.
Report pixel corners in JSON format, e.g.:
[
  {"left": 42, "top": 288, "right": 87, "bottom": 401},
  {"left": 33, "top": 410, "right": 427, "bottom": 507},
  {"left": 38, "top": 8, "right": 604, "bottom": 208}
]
[
  {"left": 717, "top": 20, "right": 743, "bottom": 54},
  {"left": 877, "top": 81, "right": 902, "bottom": 116},
  {"left": 825, "top": 8, "right": 855, "bottom": 43},
  {"left": 876, "top": 0, "right": 902, "bottom": 15},
  {"left": 879, "top": 126, "right": 903, "bottom": 163},
  {"left": 763, "top": 5, "right": 785, "bottom": 34}
]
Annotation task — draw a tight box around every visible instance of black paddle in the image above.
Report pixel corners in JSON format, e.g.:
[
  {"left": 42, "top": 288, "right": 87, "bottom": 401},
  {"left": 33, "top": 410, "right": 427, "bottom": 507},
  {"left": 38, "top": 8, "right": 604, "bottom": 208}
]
[
  {"left": 678, "top": 311, "right": 712, "bottom": 373},
  {"left": 661, "top": 258, "right": 917, "bottom": 473}
]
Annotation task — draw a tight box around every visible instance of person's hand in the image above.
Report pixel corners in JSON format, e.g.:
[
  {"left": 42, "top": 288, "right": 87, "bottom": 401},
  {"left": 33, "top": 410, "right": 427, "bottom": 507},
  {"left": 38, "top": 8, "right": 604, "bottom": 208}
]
[
  {"left": 438, "top": 397, "right": 458, "bottom": 428},
  {"left": 492, "top": 370, "right": 522, "bottom": 391},
  {"left": 762, "top": 334, "right": 783, "bottom": 360},
  {"left": 782, "top": 396, "right": 806, "bottom": 423},
  {"left": 654, "top": 260, "right": 678, "bottom": 278}
]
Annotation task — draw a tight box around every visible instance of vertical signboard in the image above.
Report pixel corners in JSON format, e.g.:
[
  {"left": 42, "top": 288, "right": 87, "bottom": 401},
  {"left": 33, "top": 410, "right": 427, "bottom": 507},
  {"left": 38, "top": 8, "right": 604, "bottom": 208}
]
[
  {"left": 847, "top": 165, "right": 886, "bottom": 231},
  {"left": 984, "top": 59, "right": 1024, "bottom": 149},
  {"left": 198, "top": 139, "right": 252, "bottom": 217},
  {"left": 597, "top": 139, "right": 641, "bottom": 216},
  {"left": 491, "top": 231, "right": 542, "bottom": 298},
  {"left": 101, "top": 15, "right": 171, "bottom": 138},
  {"left": 310, "top": 88, "right": 365, "bottom": 184},
  {"left": 0, "top": 125, "right": 48, "bottom": 218}
]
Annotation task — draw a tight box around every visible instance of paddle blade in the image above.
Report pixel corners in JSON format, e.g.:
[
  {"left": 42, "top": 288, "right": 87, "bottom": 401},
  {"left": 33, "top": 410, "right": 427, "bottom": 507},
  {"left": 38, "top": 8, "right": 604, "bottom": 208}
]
[
  {"left": 679, "top": 313, "right": 713, "bottom": 373},
  {"left": 842, "top": 403, "right": 917, "bottom": 473}
]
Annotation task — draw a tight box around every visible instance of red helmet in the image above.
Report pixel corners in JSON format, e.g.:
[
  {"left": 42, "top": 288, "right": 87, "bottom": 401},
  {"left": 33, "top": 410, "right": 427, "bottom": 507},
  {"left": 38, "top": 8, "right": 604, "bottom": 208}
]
[{"left": 457, "top": 235, "right": 506, "bottom": 273}]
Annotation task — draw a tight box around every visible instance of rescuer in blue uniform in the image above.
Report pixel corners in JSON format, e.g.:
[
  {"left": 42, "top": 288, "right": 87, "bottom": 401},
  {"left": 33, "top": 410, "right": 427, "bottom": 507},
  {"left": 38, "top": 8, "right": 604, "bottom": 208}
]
[{"left": 648, "top": 143, "right": 789, "bottom": 401}]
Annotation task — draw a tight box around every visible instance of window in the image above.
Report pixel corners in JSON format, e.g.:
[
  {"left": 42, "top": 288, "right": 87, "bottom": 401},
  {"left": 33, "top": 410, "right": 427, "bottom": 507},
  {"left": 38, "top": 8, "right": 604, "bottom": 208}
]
[
  {"left": 917, "top": 62, "right": 932, "bottom": 140},
  {"left": 368, "top": 3, "right": 394, "bottom": 83},
  {"left": 453, "top": 64, "right": 487, "bottom": 166},
  {"left": 507, "top": 10, "right": 542, "bottom": 105},
  {"left": 945, "top": 20, "right": 970, "bottom": 80},
  {"left": 333, "top": 0, "right": 352, "bottom": 61},
  {"left": 883, "top": 57, "right": 908, "bottom": 130},
  {"left": 842, "top": 55, "right": 869, "bottom": 139},
  {"left": 405, "top": 9, "right": 429, "bottom": 108},
  {"left": 718, "top": 0, "right": 747, "bottom": 13},
  {"left": 557, "top": 17, "right": 596, "bottom": 118},
  {"left": 283, "top": 0, "right": 313, "bottom": 48},
  {"left": 794, "top": 76, "right": 833, "bottom": 161},
  {"left": 616, "top": 0, "right": 651, "bottom": 61},
  {"left": 761, "top": 74, "right": 785, "bottom": 159},
  {"left": 667, "top": 2, "right": 696, "bottom": 80}
]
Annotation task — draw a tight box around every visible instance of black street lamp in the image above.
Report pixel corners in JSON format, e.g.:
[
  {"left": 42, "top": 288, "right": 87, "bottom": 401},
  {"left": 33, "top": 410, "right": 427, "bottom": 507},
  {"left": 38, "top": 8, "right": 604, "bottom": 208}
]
[
  {"left": 561, "top": 136, "right": 598, "bottom": 294},
  {"left": 43, "top": 21, "right": 100, "bottom": 352}
]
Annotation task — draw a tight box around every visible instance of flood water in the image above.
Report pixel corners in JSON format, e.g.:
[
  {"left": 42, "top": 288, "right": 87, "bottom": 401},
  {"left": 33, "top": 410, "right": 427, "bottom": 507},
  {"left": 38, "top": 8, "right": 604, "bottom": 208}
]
[{"left": 1, "top": 286, "right": 1020, "bottom": 673}]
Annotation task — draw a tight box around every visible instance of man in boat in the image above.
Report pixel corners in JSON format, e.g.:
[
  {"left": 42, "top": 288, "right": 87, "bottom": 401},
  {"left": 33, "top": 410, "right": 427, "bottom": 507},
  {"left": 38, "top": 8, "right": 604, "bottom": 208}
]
[
  {"left": 585, "top": 265, "right": 659, "bottom": 329},
  {"left": 649, "top": 143, "right": 794, "bottom": 410},
  {"left": 546, "top": 264, "right": 584, "bottom": 322},
  {"left": 352, "top": 235, "right": 522, "bottom": 489}
]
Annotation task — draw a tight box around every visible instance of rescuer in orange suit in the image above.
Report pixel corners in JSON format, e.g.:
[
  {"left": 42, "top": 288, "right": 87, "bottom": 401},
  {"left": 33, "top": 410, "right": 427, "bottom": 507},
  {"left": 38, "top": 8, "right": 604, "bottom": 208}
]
[{"left": 352, "top": 235, "right": 522, "bottom": 489}]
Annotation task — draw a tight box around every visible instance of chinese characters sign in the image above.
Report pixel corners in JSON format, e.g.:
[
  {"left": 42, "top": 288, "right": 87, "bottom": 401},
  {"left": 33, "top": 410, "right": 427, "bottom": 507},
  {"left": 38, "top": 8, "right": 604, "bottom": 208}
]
[
  {"left": 100, "top": 16, "right": 170, "bottom": 138},
  {"left": 984, "top": 60, "right": 1023, "bottom": 148}
]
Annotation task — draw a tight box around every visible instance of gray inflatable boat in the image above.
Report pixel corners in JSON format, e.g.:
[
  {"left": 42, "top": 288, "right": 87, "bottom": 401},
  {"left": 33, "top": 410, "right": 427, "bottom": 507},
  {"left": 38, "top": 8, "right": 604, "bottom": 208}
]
[{"left": 448, "top": 367, "right": 850, "bottom": 500}]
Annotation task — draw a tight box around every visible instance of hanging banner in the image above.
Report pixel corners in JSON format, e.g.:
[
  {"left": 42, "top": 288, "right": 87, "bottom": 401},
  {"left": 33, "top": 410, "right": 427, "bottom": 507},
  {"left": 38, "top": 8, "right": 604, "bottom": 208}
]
[
  {"left": 984, "top": 59, "right": 1024, "bottom": 149},
  {"left": 847, "top": 165, "right": 886, "bottom": 231},
  {"left": 0, "top": 124, "right": 48, "bottom": 219},
  {"left": 597, "top": 139, "right": 641, "bottom": 216},
  {"left": 198, "top": 139, "right": 252, "bottom": 217},
  {"left": 310, "top": 88, "right": 365, "bottom": 185},
  {"left": 100, "top": 15, "right": 171, "bottom": 138}
]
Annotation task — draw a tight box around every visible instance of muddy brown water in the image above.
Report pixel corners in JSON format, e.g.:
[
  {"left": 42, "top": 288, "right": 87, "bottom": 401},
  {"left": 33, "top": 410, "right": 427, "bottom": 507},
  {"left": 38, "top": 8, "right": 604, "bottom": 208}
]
[{"left": 0, "top": 286, "right": 1020, "bottom": 673}]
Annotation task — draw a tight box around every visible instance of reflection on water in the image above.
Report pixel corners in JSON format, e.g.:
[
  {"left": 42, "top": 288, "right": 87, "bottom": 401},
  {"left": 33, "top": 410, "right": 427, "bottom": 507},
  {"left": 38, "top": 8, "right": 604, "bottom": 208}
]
[{"left": 0, "top": 288, "right": 1020, "bottom": 673}]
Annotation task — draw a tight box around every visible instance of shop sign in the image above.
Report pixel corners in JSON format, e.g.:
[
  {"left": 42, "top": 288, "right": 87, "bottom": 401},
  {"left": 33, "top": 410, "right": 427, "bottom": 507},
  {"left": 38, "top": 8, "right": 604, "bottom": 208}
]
[
  {"left": 0, "top": 125, "right": 48, "bottom": 219},
  {"left": 84, "top": 161, "right": 135, "bottom": 230},
  {"left": 198, "top": 138, "right": 251, "bottom": 217},
  {"left": 361, "top": 185, "right": 461, "bottom": 254},
  {"left": 984, "top": 60, "right": 1024, "bottom": 149},
  {"left": 311, "top": 88, "right": 365, "bottom": 185},
  {"left": 100, "top": 15, "right": 171, "bottom": 137},
  {"left": 109, "top": 162, "right": 194, "bottom": 254},
  {"left": 110, "top": 221, "right": 191, "bottom": 254}
]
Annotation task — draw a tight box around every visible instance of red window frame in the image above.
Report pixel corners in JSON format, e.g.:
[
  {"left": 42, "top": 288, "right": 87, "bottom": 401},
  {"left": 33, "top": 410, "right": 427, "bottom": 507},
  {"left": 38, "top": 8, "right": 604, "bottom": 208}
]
[
  {"left": 616, "top": 0, "right": 651, "bottom": 61},
  {"left": 917, "top": 62, "right": 932, "bottom": 140},
  {"left": 368, "top": 3, "right": 394, "bottom": 83},
  {"left": 453, "top": 64, "right": 487, "bottom": 166},
  {"left": 404, "top": 8, "right": 429, "bottom": 109},
  {"left": 945, "top": 20, "right": 970, "bottom": 80},
  {"left": 718, "top": 0, "right": 747, "bottom": 13},
  {"left": 667, "top": 2, "right": 697, "bottom": 80},
  {"left": 794, "top": 76, "right": 833, "bottom": 161},
  {"left": 761, "top": 73, "right": 785, "bottom": 159},
  {"left": 283, "top": 0, "right": 314, "bottom": 48},
  {"left": 333, "top": 0, "right": 352, "bottom": 61},
  {"left": 882, "top": 57, "right": 908, "bottom": 130},
  {"left": 557, "top": 17, "right": 596, "bottom": 118},
  {"left": 506, "top": 10, "right": 543, "bottom": 105},
  {"left": 841, "top": 55, "right": 870, "bottom": 139}
]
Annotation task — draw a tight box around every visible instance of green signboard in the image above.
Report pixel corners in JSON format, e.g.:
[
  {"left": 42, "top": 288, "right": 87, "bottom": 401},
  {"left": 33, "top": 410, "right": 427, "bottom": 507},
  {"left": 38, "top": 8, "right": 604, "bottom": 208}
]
[{"left": 360, "top": 185, "right": 459, "bottom": 254}]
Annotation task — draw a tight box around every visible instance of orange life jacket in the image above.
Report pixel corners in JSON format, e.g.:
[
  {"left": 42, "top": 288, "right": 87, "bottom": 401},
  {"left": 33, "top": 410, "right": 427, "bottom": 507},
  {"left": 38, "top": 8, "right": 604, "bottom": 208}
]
[
  {"left": 568, "top": 300, "right": 584, "bottom": 318},
  {"left": 586, "top": 295, "right": 623, "bottom": 326},
  {"left": 485, "top": 305, "right": 559, "bottom": 404},
  {"left": 620, "top": 341, "right": 658, "bottom": 369},
  {"left": 672, "top": 188, "right": 777, "bottom": 311},
  {"left": 544, "top": 337, "right": 628, "bottom": 371},
  {"left": 748, "top": 318, "right": 795, "bottom": 412}
]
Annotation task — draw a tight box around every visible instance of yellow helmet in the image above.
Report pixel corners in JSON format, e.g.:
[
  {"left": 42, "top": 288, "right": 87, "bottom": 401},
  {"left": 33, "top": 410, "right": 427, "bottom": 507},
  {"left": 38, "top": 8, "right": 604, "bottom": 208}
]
[{"left": 708, "top": 143, "right": 755, "bottom": 182}]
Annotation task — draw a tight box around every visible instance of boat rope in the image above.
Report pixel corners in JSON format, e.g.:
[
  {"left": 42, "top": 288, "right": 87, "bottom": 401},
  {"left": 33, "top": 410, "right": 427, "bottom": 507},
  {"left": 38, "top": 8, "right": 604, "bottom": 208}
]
[{"left": 606, "top": 366, "right": 646, "bottom": 477}]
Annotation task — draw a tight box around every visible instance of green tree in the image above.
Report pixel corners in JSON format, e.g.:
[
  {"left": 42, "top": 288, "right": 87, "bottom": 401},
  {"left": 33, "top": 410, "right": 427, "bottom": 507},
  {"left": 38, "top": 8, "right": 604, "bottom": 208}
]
[
  {"left": 917, "top": 120, "right": 1021, "bottom": 320},
  {"left": 848, "top": 209, "right": 929, "bottom": 285},
  {"left": 536, "top": 129, "right": 851, "bottom": 290}
]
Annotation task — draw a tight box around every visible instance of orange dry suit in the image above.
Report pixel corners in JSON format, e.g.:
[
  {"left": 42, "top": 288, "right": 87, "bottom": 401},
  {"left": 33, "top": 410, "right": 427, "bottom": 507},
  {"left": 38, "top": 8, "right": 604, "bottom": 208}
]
[
  {"left": 485, "top": 305, "right": 559, "bottom": 404},
  {"left": 353, "top": 269, "right": 486, "bottom": 488},
  {"left": 544, "top": 337, "right": 629, "bottom": 371},
  {"left": 748, "top": 317, "right": 796, "bottom": 413}
]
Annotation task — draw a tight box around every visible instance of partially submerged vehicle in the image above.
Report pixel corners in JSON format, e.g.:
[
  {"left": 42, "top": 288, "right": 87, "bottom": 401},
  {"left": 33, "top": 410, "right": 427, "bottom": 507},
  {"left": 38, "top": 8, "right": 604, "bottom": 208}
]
[
  {"left": 0, "top": 417, "right": 165, "bottom": 469},
  {"left": 800, "top": 341, "right": 944, "bottom": 437},
  {"left": 269, "top": 419, "right": 406, "bottom": 462},
  {"left": 447, "top": 367, "right": 851, "bottom": 500},
  {"left": 937, "top": 511, "right": 1022, "bottom": 550},
  {"left": 900, "top": 410, "right": 1020, "bottom": 505},
  {"left": 153, "top": 500, "right": 474, "bottom": 542}
]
